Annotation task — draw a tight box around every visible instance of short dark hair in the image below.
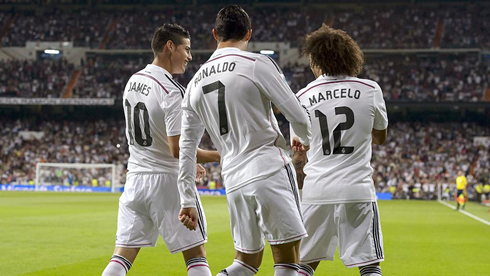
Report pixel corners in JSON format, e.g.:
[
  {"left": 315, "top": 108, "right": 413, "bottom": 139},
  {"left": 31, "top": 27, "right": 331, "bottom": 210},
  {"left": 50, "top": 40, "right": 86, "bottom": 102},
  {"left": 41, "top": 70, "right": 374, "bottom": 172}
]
[
  {"left": 303, "top": 25, "right": 364, "bottom": 77},
  {"left": 215, "top": 5, "right": 251, "bottom": 42},
  {"left": 151, "top": 23, "right": 190, "bottom": 55}
]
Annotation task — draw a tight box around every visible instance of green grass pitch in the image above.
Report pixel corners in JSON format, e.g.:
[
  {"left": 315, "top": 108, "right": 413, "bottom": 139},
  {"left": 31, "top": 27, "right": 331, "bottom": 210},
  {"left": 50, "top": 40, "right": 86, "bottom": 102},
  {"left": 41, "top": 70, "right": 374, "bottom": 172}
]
[{"left": 1, "top": 191, "right": 489, "bottom": 275}]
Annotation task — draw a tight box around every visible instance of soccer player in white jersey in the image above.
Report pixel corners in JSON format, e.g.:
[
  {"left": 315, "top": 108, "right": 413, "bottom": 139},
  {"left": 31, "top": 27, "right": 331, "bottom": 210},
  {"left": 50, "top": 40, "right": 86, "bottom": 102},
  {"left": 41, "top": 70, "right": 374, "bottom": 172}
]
[
  {"left": 101, "top": 23, "right": 219, "bottom": 276},
  {"left": 177, "top": 5, "right": 312, "bottom": 276},
  {"left": 291, "top": 25, "right": 388, "bottom": 276}
]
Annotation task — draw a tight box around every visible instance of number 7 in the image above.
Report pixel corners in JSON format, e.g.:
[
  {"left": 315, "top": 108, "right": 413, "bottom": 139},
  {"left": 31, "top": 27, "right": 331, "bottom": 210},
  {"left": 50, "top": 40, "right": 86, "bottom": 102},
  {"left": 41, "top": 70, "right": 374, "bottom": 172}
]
[{"left": 203, "top": 81, "right": 229, "bottom": 135}]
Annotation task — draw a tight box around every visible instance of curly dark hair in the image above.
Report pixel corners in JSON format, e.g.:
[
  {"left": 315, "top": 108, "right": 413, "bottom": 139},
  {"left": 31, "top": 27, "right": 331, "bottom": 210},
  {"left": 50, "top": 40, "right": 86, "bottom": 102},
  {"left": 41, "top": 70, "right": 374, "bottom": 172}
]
[
  {"left": 303, "top": 25, "right": 363, "bottom": 77},
  {"left": 151, "top": 23, "right": 190, "bottom": 56}
]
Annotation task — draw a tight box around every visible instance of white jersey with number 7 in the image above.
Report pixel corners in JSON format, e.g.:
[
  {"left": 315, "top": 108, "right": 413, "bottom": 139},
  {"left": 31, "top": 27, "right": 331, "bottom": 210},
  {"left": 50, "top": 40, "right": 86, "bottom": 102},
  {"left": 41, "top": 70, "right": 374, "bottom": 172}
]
[{"left": 178, "top": 47, "right": 311, "bottom": 208}]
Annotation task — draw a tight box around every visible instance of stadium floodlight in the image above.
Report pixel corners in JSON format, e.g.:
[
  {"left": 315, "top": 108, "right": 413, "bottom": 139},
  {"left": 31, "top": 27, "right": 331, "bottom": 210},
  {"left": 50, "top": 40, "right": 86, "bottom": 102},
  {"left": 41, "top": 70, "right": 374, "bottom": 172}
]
[
  {"left": 44, "top": 49, "right": 60, "bottom": 55},
  {"left": 260, "top": 50, "right": 275, "bottom": 55},
  {"left": 35, "top": 163, "right": 120, "bottom": 193}
]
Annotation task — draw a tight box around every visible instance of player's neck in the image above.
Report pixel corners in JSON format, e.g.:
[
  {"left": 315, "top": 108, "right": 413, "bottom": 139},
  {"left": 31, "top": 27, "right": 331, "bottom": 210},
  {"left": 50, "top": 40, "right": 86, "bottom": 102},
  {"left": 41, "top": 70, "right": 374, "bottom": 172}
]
[
  {"left": 216, "top": 40, "right": 248, "bottom": 51},
  {"left": 152, "top": 57, "right": 172, "bottom": 74}
]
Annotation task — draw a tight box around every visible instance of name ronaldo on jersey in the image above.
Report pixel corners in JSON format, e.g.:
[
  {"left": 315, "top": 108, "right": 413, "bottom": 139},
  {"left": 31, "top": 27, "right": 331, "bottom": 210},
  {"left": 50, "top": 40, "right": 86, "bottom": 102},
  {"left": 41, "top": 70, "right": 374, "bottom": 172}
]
[{"left": 194, "top": 62, "right": 236, "bottom": 87}]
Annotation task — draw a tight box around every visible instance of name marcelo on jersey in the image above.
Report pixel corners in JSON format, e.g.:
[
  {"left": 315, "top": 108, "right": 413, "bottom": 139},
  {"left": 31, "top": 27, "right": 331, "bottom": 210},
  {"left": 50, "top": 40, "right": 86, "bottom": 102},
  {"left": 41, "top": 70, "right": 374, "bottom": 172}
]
[
  {"left": 127, "top": 82, "right": 151, "bottom": 96},
  {"left": 194, "top": 62, "right": 236, "bottom": 87},
  {"left": 309, "top": 88, "right": 361, "bottom": 106}
]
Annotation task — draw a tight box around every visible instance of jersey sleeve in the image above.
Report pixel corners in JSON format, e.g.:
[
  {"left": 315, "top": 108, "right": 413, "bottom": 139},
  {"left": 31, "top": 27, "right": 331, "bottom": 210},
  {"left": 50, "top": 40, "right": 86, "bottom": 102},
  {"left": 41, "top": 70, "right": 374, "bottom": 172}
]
[
  {"left": 373, "top": 83, "right": 388, "bottom": 130},
  {"left": 253, "top": 56, "right": 312, "bottom": 146},
  {"left": 163, "top": 89, "right": 183, "bottom": 137},
  {"left": 177, "top": 88, "right": 205, "bottom": 208}
]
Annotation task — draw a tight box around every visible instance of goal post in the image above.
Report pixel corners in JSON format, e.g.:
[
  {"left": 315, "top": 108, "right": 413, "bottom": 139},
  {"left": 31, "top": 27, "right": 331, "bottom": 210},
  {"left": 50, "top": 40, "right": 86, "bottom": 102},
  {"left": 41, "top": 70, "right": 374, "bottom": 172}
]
[{"left": 35, "top": 163, "right": 120, "bottom": 193}]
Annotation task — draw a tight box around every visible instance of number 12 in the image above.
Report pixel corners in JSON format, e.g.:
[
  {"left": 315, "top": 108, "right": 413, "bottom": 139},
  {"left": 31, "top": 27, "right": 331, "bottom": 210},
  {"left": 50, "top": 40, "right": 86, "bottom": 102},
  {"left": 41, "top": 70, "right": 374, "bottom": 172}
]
[{"left": 315, "top": 106, "right": 355, "bottom": 155}]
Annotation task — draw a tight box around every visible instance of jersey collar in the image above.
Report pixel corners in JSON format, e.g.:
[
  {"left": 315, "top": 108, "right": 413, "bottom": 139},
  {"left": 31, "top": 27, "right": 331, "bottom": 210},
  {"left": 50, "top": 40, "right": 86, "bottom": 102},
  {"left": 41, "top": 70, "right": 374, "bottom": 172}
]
[
  {"left": 211, "top": 47, "right": 242, "bottom": 57},
  {"left": 318, "top": 74, "right": 346, "bottom": 81},
  {"left": 145, "top": 64, "right": 171, "bottom": 76}
]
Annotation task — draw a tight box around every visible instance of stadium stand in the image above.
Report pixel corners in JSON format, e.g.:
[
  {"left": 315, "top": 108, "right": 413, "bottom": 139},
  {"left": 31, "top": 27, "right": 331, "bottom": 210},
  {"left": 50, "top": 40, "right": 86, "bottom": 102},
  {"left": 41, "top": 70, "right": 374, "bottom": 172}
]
[
  {"left": 0, "top": 0, "right": 489, "bottom": 203},
  {"left": 0, "top": 59, "right": 73, "bottom": 98},
  {"left": 1, "top": 53, "right": 488, "bottom": 101},
  {"left": 371, "top": 122, "right": 490, "bottom": 200},
  {"left": 0, "top": 116, "right": 488, "bottom": 201},
  {"left": 0, "top": 4, "right": 489, "bottom": 49}
]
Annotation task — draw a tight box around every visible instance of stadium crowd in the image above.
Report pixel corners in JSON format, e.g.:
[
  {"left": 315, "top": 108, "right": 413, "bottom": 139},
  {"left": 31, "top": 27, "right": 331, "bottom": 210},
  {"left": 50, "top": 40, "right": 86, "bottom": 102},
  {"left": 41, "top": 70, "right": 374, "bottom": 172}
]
[
  {"left": 360, "top": 54, "right": 489, "bottom": 102},
  {"left": 0, "top": 118, "right": 128, "bottom": 186},
  {"left": 0, "top": 117, "right": 488, "bottom": 201},
  {"left": 73, "top": 55, "right": 148, "bottom": 99},
  {"left": 441, "top": 5, "right": 490, "bottom": 49},
  {"left": 2, "top": 53, "right": 488, "bottom": 102},
  {"left": 0, "top": 58, "right": 73, "bottom": 98},
  {"left": 2, "top": 9, "right": 111, "bottom": 48},
  {"left": 1, "top": 4, "right": 489, "bottom": 49},
  {"left": 371, "top": 122, "right": 490, "bottom": 200}
]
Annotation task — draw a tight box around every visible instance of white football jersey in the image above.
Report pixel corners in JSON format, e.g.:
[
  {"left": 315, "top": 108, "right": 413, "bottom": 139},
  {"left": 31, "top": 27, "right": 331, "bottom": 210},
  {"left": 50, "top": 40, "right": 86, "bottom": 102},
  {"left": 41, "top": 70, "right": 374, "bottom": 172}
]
[
  {"left": 123, "top": 64, "right": 185, "bottom": 174},
  {"left": 293, "top": 75, "right": 388, "bottom": 204},
  {"left": 178, "top": 47, "right": 311, "bottom": 208}
]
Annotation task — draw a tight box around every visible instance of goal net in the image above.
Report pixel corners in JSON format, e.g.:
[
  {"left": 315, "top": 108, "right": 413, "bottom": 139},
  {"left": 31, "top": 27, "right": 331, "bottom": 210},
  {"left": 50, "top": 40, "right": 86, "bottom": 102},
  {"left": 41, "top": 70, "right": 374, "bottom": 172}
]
[{"left": 35, "top": 163, "right": 120, "bottom": 192}]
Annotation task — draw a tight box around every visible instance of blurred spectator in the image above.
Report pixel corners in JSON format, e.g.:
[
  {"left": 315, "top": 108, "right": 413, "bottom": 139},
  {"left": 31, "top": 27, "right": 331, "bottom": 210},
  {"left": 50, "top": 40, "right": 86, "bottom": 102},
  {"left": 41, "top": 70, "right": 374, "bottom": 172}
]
[
  {"left": 0, "top": 59, "right": 73, "bottom": 98},
  {"left": 371, "top": 122, "right": 490, "bottom": 200},
  {"left": 360, "top": 54, "right": 489, "bottom": 102},
  {"left": 2, "top": 4, "right": 489, "bottom": 49},
  {"left": 0, "top": 118, "right": 488, "bottom": 199}
]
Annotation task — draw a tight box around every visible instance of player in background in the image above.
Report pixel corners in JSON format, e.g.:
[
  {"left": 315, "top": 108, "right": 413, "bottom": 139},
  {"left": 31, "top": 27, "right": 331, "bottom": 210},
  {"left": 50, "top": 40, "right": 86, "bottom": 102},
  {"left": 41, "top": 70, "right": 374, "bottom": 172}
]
[
  {"left": 177, "top": 5, "right": 312, "bottom": 276},
  {"left": 291, "top": 25, "right": 388, "bottom": 276},
  {"left": 455, "top": 170, "right": 468, "bottom": 210},
  {"left": 101, "top": 23, "right": 220, "bottom": 276}
]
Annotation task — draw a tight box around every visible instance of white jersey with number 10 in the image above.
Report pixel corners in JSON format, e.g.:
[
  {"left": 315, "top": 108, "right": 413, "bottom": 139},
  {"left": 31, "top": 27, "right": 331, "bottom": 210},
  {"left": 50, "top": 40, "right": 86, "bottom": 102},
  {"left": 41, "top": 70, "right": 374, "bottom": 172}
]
[
  {"left": 294, "top": 75, "right": 388, "bottom": 204},
  {"left": 123, "top": 64, "right": 185, "bottom": 175}
]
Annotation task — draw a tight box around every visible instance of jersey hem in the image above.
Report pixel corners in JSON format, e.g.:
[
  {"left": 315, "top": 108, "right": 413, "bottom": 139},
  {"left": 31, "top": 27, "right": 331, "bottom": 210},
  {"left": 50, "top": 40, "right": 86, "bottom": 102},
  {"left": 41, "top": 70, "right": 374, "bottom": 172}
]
[
  {"left": 127, "top": 171, "right": 178, "bottom": 176},
  {"left": 167, "top": 131, "right": 181, "bottom": 137},
  {"left": 301, "top": 198, "right": 377, "bottom": 205},
  {"left": 223, "top": 166, "right": 285, "bottom": 194}
]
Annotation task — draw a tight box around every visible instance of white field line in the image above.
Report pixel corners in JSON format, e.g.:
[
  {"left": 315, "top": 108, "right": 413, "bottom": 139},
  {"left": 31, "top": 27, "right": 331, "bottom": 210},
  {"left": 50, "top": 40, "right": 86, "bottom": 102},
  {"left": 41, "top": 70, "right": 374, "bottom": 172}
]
[{"left": 438, "top": 200, "right": 490, "bottom": 226}]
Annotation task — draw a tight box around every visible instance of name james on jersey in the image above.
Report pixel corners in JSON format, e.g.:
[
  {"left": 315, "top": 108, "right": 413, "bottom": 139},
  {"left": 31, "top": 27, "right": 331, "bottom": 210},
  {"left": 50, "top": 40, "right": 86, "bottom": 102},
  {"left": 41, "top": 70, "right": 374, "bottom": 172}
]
[{"left": 127, "top": 81, "right": 151, "bottom": 96}]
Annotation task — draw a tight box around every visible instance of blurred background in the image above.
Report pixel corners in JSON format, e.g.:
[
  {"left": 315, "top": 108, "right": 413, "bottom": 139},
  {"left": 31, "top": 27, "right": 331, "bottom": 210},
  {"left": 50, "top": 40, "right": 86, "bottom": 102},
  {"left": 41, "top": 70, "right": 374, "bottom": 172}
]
[{"left": 0, "top": 0, "right": 489, "bottom": 205}]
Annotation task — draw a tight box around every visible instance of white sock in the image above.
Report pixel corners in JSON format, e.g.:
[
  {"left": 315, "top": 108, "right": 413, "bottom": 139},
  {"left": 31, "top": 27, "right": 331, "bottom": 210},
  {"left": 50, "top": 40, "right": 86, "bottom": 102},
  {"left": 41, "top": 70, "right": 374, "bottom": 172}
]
[
  {"left": 299, "top": 264, "right": 314, "bottom": 276},
  {"left": 274, "top": 263, "right": 300, "bottom": 276},
  {"left": 186, "top": 257, "right": 212, "bottom": 276},
  {"left": 216, "top": 259, "right": 258, "bottom": 276},
  {"left": 102, "top": 254, "right": 132, "bottom": 276},
  {"left": 359, "top": 265, "right": 382, "bottom": 276}
]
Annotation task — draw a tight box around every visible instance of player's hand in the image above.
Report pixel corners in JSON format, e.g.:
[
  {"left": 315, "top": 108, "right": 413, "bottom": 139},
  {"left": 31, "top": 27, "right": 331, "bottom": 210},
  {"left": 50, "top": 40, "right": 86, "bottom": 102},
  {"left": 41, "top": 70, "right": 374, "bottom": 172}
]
[
  {"left": 292, "top": 135, "right": 310, "bottom": 152},
  {"left": 195, "top": 164, "right": 206, "bottom": 182},
  {"left": 178, "top": 207, "right": 199, "bottom": 231}
]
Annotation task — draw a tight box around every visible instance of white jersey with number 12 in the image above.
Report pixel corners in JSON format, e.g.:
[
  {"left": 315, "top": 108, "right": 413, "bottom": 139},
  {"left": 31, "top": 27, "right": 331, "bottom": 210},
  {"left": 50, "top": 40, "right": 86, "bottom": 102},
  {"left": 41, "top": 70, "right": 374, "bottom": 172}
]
[{"left": 294, "top": 75, "right": 388, "bottom": 204}]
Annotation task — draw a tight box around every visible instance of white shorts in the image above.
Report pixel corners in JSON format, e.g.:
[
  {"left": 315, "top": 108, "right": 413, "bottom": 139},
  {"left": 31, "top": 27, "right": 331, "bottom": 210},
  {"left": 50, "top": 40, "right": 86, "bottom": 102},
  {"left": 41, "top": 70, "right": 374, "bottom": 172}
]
[
  {"left": 300, "top": 202, "right": 384, "bottom": 268},
  {"left": 226, "top": 164, "right": 307, "bottom": 254},
  {"left": 116, "top": 173, "right": 207, "bottom": 254}
]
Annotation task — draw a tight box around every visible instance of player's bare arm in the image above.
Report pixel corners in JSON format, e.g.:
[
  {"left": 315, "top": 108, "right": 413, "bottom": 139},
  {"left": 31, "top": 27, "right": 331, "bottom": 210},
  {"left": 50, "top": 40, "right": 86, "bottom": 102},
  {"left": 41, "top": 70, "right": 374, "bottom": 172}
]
[
  {"left": 291, "top": 135, "right": 308, "bottom": 189},
  {"left": 372, "top": 128, "right": 387, "bottom": 145},
  {"left": 168, "top": 135, "right": 220, "bottom": 163},
  {"left": 292, "top": 150, "right": 307, "bottom": 189}
]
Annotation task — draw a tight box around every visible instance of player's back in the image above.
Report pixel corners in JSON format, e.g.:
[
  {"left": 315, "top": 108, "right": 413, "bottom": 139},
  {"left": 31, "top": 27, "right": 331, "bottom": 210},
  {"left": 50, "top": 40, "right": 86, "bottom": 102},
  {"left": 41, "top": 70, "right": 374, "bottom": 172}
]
[
  {"left": 185, "top": 48, "right": 290, "bottom": 192},
  {"left": 296, "top": 75, "right": 388, "bottom": 204},
  {"left": 123, "top": 64, "right": 183, "bottom": 174}
]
